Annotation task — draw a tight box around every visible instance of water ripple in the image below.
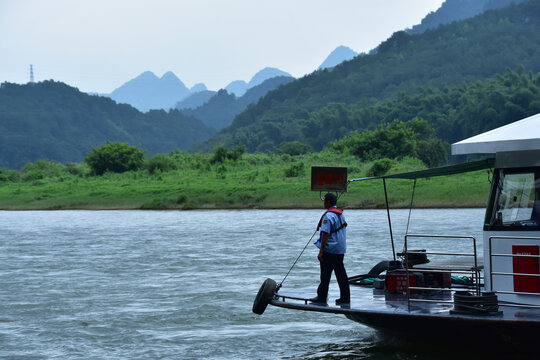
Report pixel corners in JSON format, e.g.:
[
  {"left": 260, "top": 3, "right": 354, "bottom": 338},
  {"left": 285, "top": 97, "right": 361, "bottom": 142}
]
[{"left": 0, "top": 209, "right": 484, "bottom": 359}]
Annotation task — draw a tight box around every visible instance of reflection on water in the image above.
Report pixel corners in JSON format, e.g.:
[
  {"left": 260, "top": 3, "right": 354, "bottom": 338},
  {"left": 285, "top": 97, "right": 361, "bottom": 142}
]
[{"left": 0, "top": 209, "right": 487, "bottom": 359}]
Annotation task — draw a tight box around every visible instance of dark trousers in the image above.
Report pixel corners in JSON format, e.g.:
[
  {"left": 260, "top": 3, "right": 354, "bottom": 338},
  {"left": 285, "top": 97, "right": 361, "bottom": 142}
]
[{"left": 317, "top": 252, "right": 350, "bottom": 302}]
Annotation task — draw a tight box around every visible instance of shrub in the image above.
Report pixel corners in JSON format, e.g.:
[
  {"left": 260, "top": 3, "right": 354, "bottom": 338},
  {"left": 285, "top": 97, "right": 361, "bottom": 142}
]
[
  {"left": 21, "top": 160, "right": 65, "bottom": 182},
  {"left": 284, "top": 162, "right": 305, "bottom": 177},
  {"left": 144, "top": 154, "right": 177, "bottom": 174},
  {"left": 210, "top": 145, "right": 246, "bottom": 164},
  {"left": 66, "top": 162, "right": 90, "bottom": 177},
  {"left": 366, "top": 158, "right": 394, "bottom": 177},
  {"left": 84, "top": 141, "right": 145, "bottom": 175},
  {"left": 228, "top": 144, "right": 246, "bottom": 161},
  {"left": 211, "top": 146, "right": 229, "bottom": 164},
  {"left": 332, "top": 118, "right": 447, "bottom": 167},
  {"left": 177, "top": 194, "right": 187, "bottom": 204},
  {"left": 416, "top": 138, "right": 448, "bottom": 168},
  {"left": 332, "top": 120, "right": 416, "bottom": 160},
  {"left": 0, "top": 168, "right": 19, "bottom": 182},
  {"left": 280, "top": 154, "right": 292, "bottom": 162}
]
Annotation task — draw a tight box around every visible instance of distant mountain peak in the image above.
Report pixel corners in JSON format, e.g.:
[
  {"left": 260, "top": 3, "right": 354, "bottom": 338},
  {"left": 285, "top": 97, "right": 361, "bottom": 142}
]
[
  {"left": 318, "top": 45, "right": 358, "bottom": 70},
  {"left": 190, "top": 83, "right": 207, "bottom": 93},
  {"left": 225, "top": 80, "right": 249, "bottom": 97},
  {"left": 225, "top": 67, "right": 292, "bottom": 96},
  {"left": 136, "top": 71, "right": 159, "bottom": 80},
  {"left": 160, "top": 72, "right": 187, "bottom": 90},
  {"left": 249, "top": 67, "right": 292, "bottom": 88},
  {"left": 161, "top": 71, "right": 180, "bottom": 80},
  {"left": 108, "top": 70, "right": 190, "bottom": 111}
]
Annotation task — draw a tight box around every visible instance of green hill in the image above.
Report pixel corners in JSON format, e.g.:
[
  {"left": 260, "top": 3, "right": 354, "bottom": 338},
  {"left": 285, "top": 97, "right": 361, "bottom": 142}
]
[
  {"left": 0, "top": 81, "right": 215, "bottom": 169},
  {"left": 200, "top": 0, "right": 540, "bottom": 152},
  {"left": 272, "top": 67, "right": 540, "bottom": 152}
]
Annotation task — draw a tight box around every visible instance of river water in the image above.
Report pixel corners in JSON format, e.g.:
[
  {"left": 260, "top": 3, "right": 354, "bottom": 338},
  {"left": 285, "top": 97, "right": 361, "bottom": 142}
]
[{"left": 1, "top": 209, "right": 486, "bottom": 359}]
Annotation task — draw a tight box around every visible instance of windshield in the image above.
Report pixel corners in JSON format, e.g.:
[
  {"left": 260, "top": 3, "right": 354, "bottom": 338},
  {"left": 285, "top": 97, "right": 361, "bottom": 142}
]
[{"left": 486, "top": 168, "right": 540, "bottom": 230}]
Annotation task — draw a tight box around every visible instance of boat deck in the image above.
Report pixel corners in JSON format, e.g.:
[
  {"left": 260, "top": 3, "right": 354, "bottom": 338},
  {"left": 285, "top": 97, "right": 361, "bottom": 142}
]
[
  {"left": 270, "top": 284, "right": 540, "bottom": 322},
  {"left": 270, "top": 284, "right": 540, "bottom": 351}
]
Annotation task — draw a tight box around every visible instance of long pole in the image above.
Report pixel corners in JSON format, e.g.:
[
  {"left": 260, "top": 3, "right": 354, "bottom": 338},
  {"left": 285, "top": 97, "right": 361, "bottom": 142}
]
[
  {"left": 383, "top": 178, "right": 396, "bottom": 261},
  {"left": 277, "top": 229, "right": 319, "bottom": 291}
]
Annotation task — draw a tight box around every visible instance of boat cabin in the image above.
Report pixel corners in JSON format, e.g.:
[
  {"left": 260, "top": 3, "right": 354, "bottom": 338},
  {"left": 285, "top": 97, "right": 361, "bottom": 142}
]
[{"left": 453, "top": 113, "right": 540, "bottom": 305}]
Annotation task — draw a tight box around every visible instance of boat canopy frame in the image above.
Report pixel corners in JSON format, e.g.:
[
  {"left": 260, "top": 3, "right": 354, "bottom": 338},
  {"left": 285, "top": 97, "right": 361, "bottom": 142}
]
[
  {"left": 348, "top": 158, "right": 495, "bottom": 183},
  {"left": 347, "top": 158, "right": 496, "bottom": 261}
]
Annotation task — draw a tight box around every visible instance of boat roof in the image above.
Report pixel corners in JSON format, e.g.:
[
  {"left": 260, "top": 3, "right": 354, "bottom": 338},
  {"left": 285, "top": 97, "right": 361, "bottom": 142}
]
[{"left": 452, "top": 113, "right": 540, "bottom": 155}]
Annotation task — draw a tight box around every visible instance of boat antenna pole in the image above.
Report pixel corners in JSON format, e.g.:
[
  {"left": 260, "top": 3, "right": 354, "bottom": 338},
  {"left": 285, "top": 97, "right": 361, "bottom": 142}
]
[
  {"left": 383, "top": 178, "right": 396, "bottom": 261},
  {"left": 277, "top": 228, "right": 319, "bottom": 292}
]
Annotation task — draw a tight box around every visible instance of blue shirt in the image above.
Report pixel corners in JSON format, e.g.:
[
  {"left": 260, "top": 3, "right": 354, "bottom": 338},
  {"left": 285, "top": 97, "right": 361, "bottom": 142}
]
[{"left": 314, "top": 207, "right": 347, "bottom": 254}]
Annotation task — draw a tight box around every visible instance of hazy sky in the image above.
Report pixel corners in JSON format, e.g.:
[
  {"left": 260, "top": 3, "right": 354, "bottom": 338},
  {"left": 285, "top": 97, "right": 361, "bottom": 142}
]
[{"left": 0, "top": 0, "right": 444, "bottom": 93}]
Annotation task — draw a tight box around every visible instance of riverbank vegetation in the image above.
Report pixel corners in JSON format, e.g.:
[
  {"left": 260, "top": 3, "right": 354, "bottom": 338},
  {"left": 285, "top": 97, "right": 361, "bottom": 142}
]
[{"left": 0, "top": 142, "right": 491, "bottom": 210}]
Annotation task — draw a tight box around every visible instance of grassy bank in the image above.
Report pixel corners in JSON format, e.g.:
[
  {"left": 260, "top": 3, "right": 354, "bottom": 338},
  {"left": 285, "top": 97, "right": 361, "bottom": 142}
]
[{"left": 0, "top": 151, "right": 492, "bottom": 210}]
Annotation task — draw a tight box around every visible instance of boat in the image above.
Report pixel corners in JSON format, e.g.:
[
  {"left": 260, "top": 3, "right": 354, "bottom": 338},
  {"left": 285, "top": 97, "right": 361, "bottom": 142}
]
[{"left": 253, "top": 113, "right": 540, "bottom": 350}]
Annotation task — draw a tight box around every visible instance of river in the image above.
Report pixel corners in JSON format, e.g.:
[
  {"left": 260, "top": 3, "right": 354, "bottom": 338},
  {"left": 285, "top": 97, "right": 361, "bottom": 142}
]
[{"left": 1, "top": 209, "right": 486, "bottom": 359}]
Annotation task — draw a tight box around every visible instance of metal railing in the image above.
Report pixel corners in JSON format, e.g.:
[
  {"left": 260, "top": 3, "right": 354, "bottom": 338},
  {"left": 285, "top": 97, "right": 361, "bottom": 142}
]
[
  {"left": 403, "top": 234, "right": 481, "bottom": 311},
  {"left": 488, "top": 235, "right": 540, "bottom": 309}
]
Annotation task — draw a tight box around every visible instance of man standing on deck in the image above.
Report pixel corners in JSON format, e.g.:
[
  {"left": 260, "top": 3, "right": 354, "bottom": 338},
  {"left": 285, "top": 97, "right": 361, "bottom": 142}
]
[{"left": 310, "top": 193, "right": 350, "bottom": 306}]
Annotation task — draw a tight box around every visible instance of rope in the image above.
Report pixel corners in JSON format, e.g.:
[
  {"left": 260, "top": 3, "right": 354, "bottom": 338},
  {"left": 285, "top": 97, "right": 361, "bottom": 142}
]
[
  {"left": 382, "top": 178, "right": 396, "bottom": 261},
  {"left": 402, "top": 179, "right": 417, "bottom": 260},
  {"left": 277, "top": 228, "right": 319, "bottom": 292},
  {"left": 405, "top": 179, "right": 417, "bottom": 236}
]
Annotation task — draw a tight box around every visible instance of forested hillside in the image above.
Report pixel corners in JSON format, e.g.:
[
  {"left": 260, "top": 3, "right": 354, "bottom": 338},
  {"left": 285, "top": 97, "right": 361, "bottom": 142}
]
[
  {"left": 0, "top": 81, "right": 215, "bottom": 169},
  {"left": 199, "top": 0, "right": 540, "bottom": 152},
  {"left": 202, "top": 68, "right": 540, "bottom": 152},
  {"left": 180, "top": 90, "right": 244, "bottom": 131}
]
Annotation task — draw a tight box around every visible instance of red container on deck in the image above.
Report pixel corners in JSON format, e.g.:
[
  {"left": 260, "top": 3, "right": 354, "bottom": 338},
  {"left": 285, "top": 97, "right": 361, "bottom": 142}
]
[
  {"left": 512, "top": 245, "right": 540, "bottom": 293},
  {"left": 386, "top": 270, "right": 419, "bottom": 294}
]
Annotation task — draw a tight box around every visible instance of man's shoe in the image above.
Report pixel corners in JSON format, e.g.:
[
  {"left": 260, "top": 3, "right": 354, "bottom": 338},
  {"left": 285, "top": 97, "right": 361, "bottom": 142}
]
[
  {"left": 335, "top": 298, "right": 350, "bottom": 305},
  {"left": 308, "top": 297, "right": 327, "bottom": 305}
]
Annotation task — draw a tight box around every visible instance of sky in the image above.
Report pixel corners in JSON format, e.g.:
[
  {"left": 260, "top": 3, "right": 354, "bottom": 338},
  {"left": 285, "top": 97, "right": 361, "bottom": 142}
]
[{"left": 0, "top": 0, "right": 444, "bottom": 94}]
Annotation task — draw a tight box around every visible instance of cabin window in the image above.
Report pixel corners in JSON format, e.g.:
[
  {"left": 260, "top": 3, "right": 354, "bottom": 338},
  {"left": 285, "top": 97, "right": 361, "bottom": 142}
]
[{"left": 486, "top": 169, "right": 540, "bottom": 230}]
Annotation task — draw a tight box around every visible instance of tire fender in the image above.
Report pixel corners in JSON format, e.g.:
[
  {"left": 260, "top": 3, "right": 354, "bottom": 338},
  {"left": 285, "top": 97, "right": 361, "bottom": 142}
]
[{"left": 252, "top": 278, "right": 277, "bottom": 315}]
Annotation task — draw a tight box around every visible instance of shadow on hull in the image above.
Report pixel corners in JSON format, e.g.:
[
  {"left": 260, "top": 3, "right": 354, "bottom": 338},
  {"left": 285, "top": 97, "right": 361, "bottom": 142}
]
[{"left": 346, "top": 310, "right": 539, "bottom": 354}]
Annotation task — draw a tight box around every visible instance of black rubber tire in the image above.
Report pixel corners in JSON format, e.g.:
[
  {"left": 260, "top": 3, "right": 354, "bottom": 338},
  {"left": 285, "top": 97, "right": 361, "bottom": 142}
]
[
  {"left": 368, "top": 260, "right": 390, "bottom": 276},
  {"left": 252, "top": 278, "right": 277, "bottom": 315}
]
